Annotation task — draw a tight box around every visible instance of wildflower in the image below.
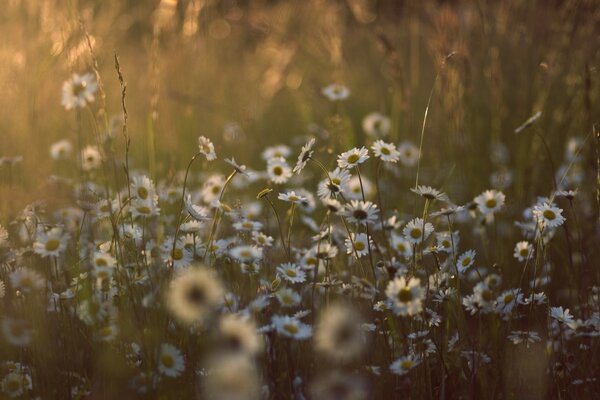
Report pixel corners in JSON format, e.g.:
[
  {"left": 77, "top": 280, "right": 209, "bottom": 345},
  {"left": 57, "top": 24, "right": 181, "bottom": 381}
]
[
  {"left": 219, "top": 314, "right": 263, "bottom": 356},
  {"left": 167, "top": 266, "right": 224, "bottom": 325},
  {"left": 385, "top": 277, "right": 425, "bottom": 316},
  {"left": 158, "top": 343, "right": 185, "bottom": 377},
  {"left": 337, "top": 147, "right": 369, "bottom": 169},
  {"left": 9, "top": 268, "right": 45, "bottom": 294},
  {"left": 322, "top": 84, "right": 350, "bottom": 101},
  {"left": 201, "top": 174, "right": 225, "bottom": 204},
  {"left": 225, "top": 157, "right": 250, "bottom": 177},
  {"left": 262, "top": 144, "right": 291, "bottom": 161},
  {"left": 363, "top": 112, "right": 391, "bottom": 138},
  {"left": 271, "top": 315, "right": 312, "bottom": 339},
  {"left": 229, "top": 245, "right": 262, "bottom": 263},
  {"left": 293, "top": 138, "right": 316, "bottom": 174},
  {"left": 533, "top": 202, "right": 565, "bottom": 229},
  {"left": 2, "top": 319, "right": 32, "bottom": 346},
  {"left": 130, "top": 198, "right": 160, "bottom": 218},
  {"left": 278, "top": 191, "right": 307, "bottom": 204},
  {"left": 162, "top": 237, "right": 193, "bottom": 269},
  {"left": 277, "top": 263, "right": 306, "bottom": 284},
  {"left": 496, "top": 289, "right": 523, "bottom": 315},
  {"left": 474, "top": 190, "right": 505, "bottom": 215},
  {"left": 185, "top": 194, "right": 210, "bottom": 221},
  {"left": 61, "top": 72, "right": 97, "bottom": 109},
  {"left": 131, "top": 175, "right": 156, "bottom": 201},
  {"left": 397, "top": 141, "right": 420, "bottom": 167},
  {"left": 81, "top": 146, "right": 102, "bottom": 171},
  {"left": 457, "top": 250, "right": 476, "bottom": 273},
  {"left": 198, "top": 136, "right": 217, "bottom": 161},
  {"left": 315, "top": 303, "right": 365, "bottom": 363},
  {"left": 555, "top": 189, "right": 578, "bottom": 200},
  {"left": 390, "top": 354, "right": 420, "bottom": 376},
  {"left": 391, "top": 233, "right": 413, "bottom": 258},
  {"left": 402, "top": 218, "right": 434, "bottom": 244},
  {"left": 1, "top": 371, "right": 32, "bottom": 398},
  {"left": 345, "top": 233, "right": 371, "bottom": 258},
  {"left": 267, "top": 157, "right": 292, "bottom": 184},
  {"left": 276, "top": 288, "right": 302, "bottom": 308},
  {"left": 252, "top": 231, "right": 274, "bottom": 247},
  {"left": 411, "top": 185, "right": 447, "bottom": 202},
  {"left": 33, "top": 227, "right": 70, "bottom": 258},
  {"left": 436, "top": 231, "right": 459, "bottom": 253},
  {"left": 202, "top": 353, "right": 261, "bottom": 400},
  {"left": 50, "top": 139, "right": 73, "bottom": 160},
  {"left": 550, "top": 306, "right": 575, "bottom": 325},
  {"left": 507, "top": 331, "right": 541, "bottom": 347},
  {"left": 514, "top": 241, "right": 534, "bottom": 262},
  {"left": 371, "top": 140, "right": 400, "bottom": 162},
  {"left": 341, "top": 200, "right": 379, "bottom": 226},
  {"left": 347, "top": 175, "right": 374, "bottom": 200}
]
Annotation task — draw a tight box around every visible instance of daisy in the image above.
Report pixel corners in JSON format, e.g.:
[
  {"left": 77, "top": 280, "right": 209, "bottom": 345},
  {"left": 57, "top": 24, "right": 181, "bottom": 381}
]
[
  {"left": 507, "top": 331, "right": 541, "bottom": 347},
  {"left": 92, "top": 251, "right": 116, "bottom": 269},
  {"left": 390, "top": 354, "right": 421, "bottom": 376},
  {"left": 275, "top": 288, "right": 302, "bottom": 307},
  {"left": 341, "top": 200, "right": 379, "bottom": 226},
  {"left": 322, "top": 198, "right": 343, "bottom": 213},
  {"left": 219, "top": 314, "right": 263, "bottom": 356},
  {"left": 262, "top": 144, "right": 291, "bottom": 161},
  {"left": 224, "top": 157, "right": 250, "bottom": 177},
  {"left": 397, "top": 141, "right": 420, "bottom": 167},
  {"left": 271, "top": 315, "right": 312, "bottom": 339},
  {"left": 267, "top": 157, "right": 292, "bottom": 184},
  {"left": 402, "top": 218, "right": 434, "bottom": 244},
  {"left": 346, "top": 175, "right": 374, "bottom": 200},
  {"left": 317, "top": 167, "right": 350, "bottom": 199},
  {"left": 198, "top": 136, "right": 217, "bottom": 161},
  {"left": 81, "top": 146, "right": 102, "bottom": 171},
  {"left": 495, "top": 289, "right": 523, "bottom": 315},
  {"left": 10, "top": 268, "right": 45, "bottom": 294},
  {"left": 130, "top": 198, "right": 161, "bottom": 218},
  {"left": 33, "top": 227, "right": 70, "bottom": 258},
  {"left": 514, "top": 241, "right": 534, "bottom": 262},
  {"left": 232, "top": 219, "right": 263, "bottom": 232},
  {"left": 167, "top": 266, "right": 224, "bottom": 325},
  {"left": 337, "top": 147, "right": 369, "bottom": 169},
  {"left": 474, "top": 190, "right": 505, "bottom": 215},
  {"left": 201, "top": 174, "right": 225, "bottom": 204},
  {"left": 251, "top": 231, "right": 274, "bottom": 247},
  {"left": 549, "top": 306, "right": 575, "bottom": 325},
  {"left": 202, "top": 354, "right": 261, "bottom": 400},
  {"left": 131, "top": 175, "right": 156, "bottom": 202},
  {"left": 293, "top": 137, "right": 316, "bottom": 174},
  {"left": 184, "top": 194, "right": 210, "bottom": 221},
  {"left": 158, "top": 343, "right": 185, "bottom": 377},
  {"left": 532, "top": 202, "right": 565, "bottom": 229},
  {"left": 371, "top": 140, "right": 400, "bottom": 162},
  {"left": 277, "top": 263, "right": 306, "bottom": 284},
  {"left": 362, "top": 112, "right": 391, "bottom": 138},
  {"left": 411, "top": 185, "right": 447, "bottom": 202},
  {"left": 391, "top": 233, "right": 413, "bottom": 258},
  {"left": 278, "top": 191, "right": 307, "bottom": 204},
  {"left": 436, "top": 231, "right": 459, "bottom": 254},
  {"left": 456, "top": 250, "right": 476, "bottom": 273},
  {"left": 229, "top": 245, "right": 263, "bottom": 263},
  {"left": 1, "top": 371, "right": 32, "bottom": 398},
  {"left": 385, "top": 277, "right": 425, "bottom": 316},
  {"left": 322, "top": 84, "right": 350, "bottom": 101},
  {"left": 315, "top": 303, "right": 365, "bottom": 363},
  {"left": 61, "top": 72, "right": 97, "bottom": 109},
  {"left": 2, "top": 318, "right": 32, "bottom": 346},
  {"left": 162, "top": 237, "right": 193, "bottom": 269},
  {"left": 345, "top": 233, "right": 371, "bottom": 258},
  {"left": 49, "top": 139, "right": 73, "bottom": 160}
]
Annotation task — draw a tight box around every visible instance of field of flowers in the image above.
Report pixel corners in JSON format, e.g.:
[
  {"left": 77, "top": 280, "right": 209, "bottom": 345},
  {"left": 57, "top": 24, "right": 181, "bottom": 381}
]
[{"left": 0, "top": 0, "right": 599, "bottom": 399}]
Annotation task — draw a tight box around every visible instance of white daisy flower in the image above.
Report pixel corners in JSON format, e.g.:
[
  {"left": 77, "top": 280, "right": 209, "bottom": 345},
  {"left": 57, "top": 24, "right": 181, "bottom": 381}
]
[
  {"left": 371, "top": 140, "right": 400, "bottom": 163},
  {"left": 267, "top": 157, "right": 292, "bottom": 184},
  {"left": 262, "top": 144, "right": 291, "bottom": 161},
  {"left": 158, "top": 343, "right": 185, "bottom": 377},
  {"left": 391, "top": 233, "right": 413, "bottom": 258},
  {"left": 532, "top": 202, "right": 565, "bottom": 229},
  {"left": 385, "top": 277, "right": 425, "bottom": 316},
  {"left": 456, "top": 250, "right": 476, "bottom": 273},
  {"left": 251, "top": 231, "right": 274, "bottom": 247},
  {"left": 402, "top": 218, "right": 434, "bottom": 244},
  {"left": 337, "top": 147, "right": 369, "bottom": 169},
  {"left": 390, "top": 354, "right": 420, "bottom": 376},
  {"left": 436, "top": 231, "right": 459, "bottom": 254},
  {"left": 397, "top": 141, "right": 420, "bottom": 167},
  {"left": 185, "top": 194, "right": 210, "bottom": 221},
  {"left": 549, "top": 306, "right": 575, "bottom": 325},
  {"left": 1, "top": 371, "right": 32, "bottom": 397},
  {"left": 341, "top": 200, "right": 379, "bottom": 226},
  {"left": 81, "top": 146, "right": 103, "bottom": 171},
  {"left": 411, "top": 185, "right": 447, "bottom": 202},
  {"left": 198, "top": 136, "right": 217, "bottom": 161},
  {"left": 229, "top": 245, "right": 263, "bottom": 263},
  {"left": 33, "top": 227, "right": 70, "bottom": 258},
  {"left": 317, "top": 167, "right": 350, "bottom": 199},
  {"left": 345, "top": 233, "right": 371, "bottom": 258},
  {"left": 131, "top": 175, "right": 156, "bottom": 201},
  {"left": 513, "top": 241, "right": 534, "bottom": 262},
  {"left": 49, "top": 139, "right": 73, "bottom": 160},
  {"left": 271, "top": 315, "right": 312, "bottom": 339},
  {"left": 278, "top": 191, "right": 307, "bottom": 204},
  {"left": 293, "top": 138, "right": 316, "bottom": 174},
  {"left": 275, "top": 288, "right": 302, "bottom": 307},
  {"left": 61, "top": 72, "right": 98, "bottom": 110},
  {"left": 362, "top": 112, "right": 391, "bottom": 138},
  {"left": 322, "top": 84, "right": 350, "bottom": 101},
  {"left": 219, "top": 314, "right": 263, "bottom": 356},
  {"left": 277, "top": 263, "right": 306, "bottom": 284},
  {"left": 474, "top": 189, "right": 505, "bottom": 215}
]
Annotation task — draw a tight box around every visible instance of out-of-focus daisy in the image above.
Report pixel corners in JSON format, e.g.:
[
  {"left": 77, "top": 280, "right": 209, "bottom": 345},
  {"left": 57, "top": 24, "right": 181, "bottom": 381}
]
[
  {"left": 262, "top": 144, "right": 291, "bottom": 161},
  {"left": 278, "top": 191, "right": 307, "bottom": 204},
  {"left": 495, "top": 289, "right": 523, "bottom": 315},
  {"left": 201, "top": 174, "right": 225, "bottom": 204},
  {"left": 130, "top": 198, "right": 160, "bottom": 218},
  {"left": 391, "top": 233, "right": 413, "bottom": 258},
  {"left": 337, "top": 147, "right": 369, "bottom": 169},
  {"left": 202, "top": 353, "right": 261, "bottom": 400},
  {"left": 323, "top": 198, "right": 343, "bottom": 213},
  {"left": 229, "top": 245, "right": 262, "bottom": 263},
  {"left": 385, "top": 277, "right": 425, "bottom": 316},
  {"left": 251, "top": 231, "right": 273, "bottom": 247},
  {"left": 310, "top": 371, "right": 369, "bottom": 400},
  {"left": 411, "top": 185, "right": 447, "bottom": 202},
  {"left": 397, "top": 141, "right": 420, "bottom": 167},
  {"left": 533, "top": 202, "right": 565, "bottom": 229},
  {"left": 184, "top": 194, "right": 210, "bottom": 221},
  {"left": 61, "top": 72, "right": 98, "bottom": 109},
  {"left": 371, "top": 140, "right": 400, "bottom": 163},
  {"left": 10, "top": 268, "right": 45, "bottom": 294},
  {"left": 345, "top": 233, "right": 371, "bottom": 258},
  {"left": 314, "top": 303, "right": 365, "bottom": 363},
  {"left": 167, "top": 266, "right": 224, "bottom": 325},
  {"left": 224, "top": 157, "right": 250, "bottom": 177},
  {"left": 402, "top": 218, "right": 434, "bottom": 244},
  {"left": 293, "top": 137, "right": 315, "bottom": 174},
  {"left": 81, "top": 146, "right": 102, "bottom": 171},
  {"left": 33, "top": 227, "right": 70, "bottom": 258},
  {"left": 158, "top": 343, "right": 185, "bottom": 377},
  {"left": 514, "top": 241, "right": 534, "bottom": 262},
  {"left": 457, "top": 249, "right": 476, "bottom": 273},
  {"left": 2, "top": 318, "right": 32, "bottom": 346},
  {"left": 507, "top": 331, "right": 541, "bottom": 348},
  {"left": 1, "top": 371, "right": 32, "bottom": 398},
  {"left": 50, "top": 139, "right": 73, "bottom": 161},
  {"left": 346, "top": 175, "right": 374, "bottom": 200},
  {"left": 198, "top": 136, "right": 217, "bottom": 161},
  {"left": 267, "top": 157, "right": 292, "bottom": 184},
  {"left": 322, "top": 84, "right": 350, "bottom": 101},
  {"left": 277, "top": 263, "right": 306, "bottom": 284},
  {"left": 271, "top": 315, "right": 312, "bottom": 339},
  {"left": 390, "top": 354, "right": 420, "bottom": 376},
  {"left": 275, "top": 288, "right": 302, "bottom": 307},
  {"left": 436, "top": 231, "right": 459, "bottom": 254},
  {"left": 362, "top": 112, "right": 391, "bottom": 138},
  {"left": 219, "top": 314, "right": 263, "bottom": 356},
  {"left": 474, "top": 190, "right": 505, "bottom": 215},
  {"left": 341, "top": 200, "right": 379, "bottom": 226},
  {"left": 549, "top": 306, "right": 574, "bottom": 325}
]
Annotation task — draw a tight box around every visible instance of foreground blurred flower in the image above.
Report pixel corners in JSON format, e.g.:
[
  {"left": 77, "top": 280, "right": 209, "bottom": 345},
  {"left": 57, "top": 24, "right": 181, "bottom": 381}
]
[
  {"left": 363, "top": 112, "right": 391, "bottom": 138},
  {"left": 61, "top": 72, "right": 97, "bottom": 110},
  {"left": 203, "top": 353, "right": 261, "bottom": 400},
  {"left": 167, "top": 266, "right": 224, "bottom": 325},
  {"left": 158, "top": 343, "right": 185, "bottom": 377},
  {"left": 315, "top": 303, "right": 365, "bottom": 363},
  {"left": 49, "top": 139, "right": 73, "bottom": 161},
  {"left": 9, "top": 268, "right": 44, "bottom": 294},
  {"left": 2, "top": 319, "right": 32, "bottom": 346},
  {"left": 1, "top": 370, "right": 32, "bottom": 398},
  {"left": 219, "top": 314, "right": 263, "bottom": 356},
  {"left": 322, "top": 84, "right": 350, "bottom": 101}
]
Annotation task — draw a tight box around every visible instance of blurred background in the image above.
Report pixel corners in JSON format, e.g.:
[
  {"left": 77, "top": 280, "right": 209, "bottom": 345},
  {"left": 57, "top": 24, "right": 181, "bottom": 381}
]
[{"left": 0, "top": 0, "right": 599, "bottom": 218}]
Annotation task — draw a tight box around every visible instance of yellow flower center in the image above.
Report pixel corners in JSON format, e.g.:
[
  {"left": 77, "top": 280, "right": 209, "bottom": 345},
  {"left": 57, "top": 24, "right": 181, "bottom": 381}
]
[
  {"left": 45, "top": 239, "right": 60, "bottom": 252},
  {"left": 485, "top": 199, "right": 497, "bottom": 209},
  {"left": 543, "top": 209, "right": 556, "bottom": 220},
  {"left": 354, "top": 241, "right": 365, "bottom": 251},
  {"left": 284, "top": 323, "right": 299, "bottom": 334},
  {"left": 410, "top": 228, "right": 422, "bottom": 239},
  {"left": 137, "top": 187, "right": 148, "bottom": 199},
  {"left": 161, "top": 354, "right": 174, "bottom": 368},
  {"left": 398, "top": 287, "right": 413, "bottom": 303},
  {"left": 347, "top": 154, "right": 360, "bottom": 164}
]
